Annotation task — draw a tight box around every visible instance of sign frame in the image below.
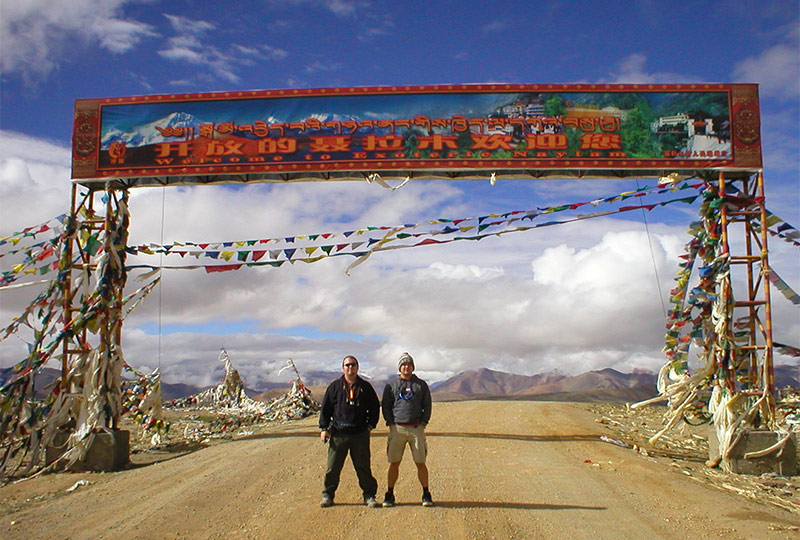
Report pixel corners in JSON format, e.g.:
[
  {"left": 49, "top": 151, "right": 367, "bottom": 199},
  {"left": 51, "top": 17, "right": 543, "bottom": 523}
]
[{"left": 72, "top": 83, "right": 762, "bottom": 187}]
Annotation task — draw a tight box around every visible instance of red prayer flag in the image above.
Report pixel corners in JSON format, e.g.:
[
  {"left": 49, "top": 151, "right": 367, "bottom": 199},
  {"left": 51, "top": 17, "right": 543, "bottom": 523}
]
[{"left": 205, "top": 264, "right": 242, "bottom": 273}]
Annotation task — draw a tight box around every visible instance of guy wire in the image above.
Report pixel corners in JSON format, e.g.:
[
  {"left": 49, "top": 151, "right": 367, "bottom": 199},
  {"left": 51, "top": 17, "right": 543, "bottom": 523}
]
[
  {"left": 636, "top": 179, "right": 667, "bottom": 318},
  {"left": 158, "top": 186, "right": 166, "bottom": 370}
]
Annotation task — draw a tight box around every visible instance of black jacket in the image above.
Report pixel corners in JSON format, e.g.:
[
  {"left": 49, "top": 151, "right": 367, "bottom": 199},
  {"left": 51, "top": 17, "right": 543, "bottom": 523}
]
[{"left": 319, "top": 375, "right": 380, "bottom": 434}]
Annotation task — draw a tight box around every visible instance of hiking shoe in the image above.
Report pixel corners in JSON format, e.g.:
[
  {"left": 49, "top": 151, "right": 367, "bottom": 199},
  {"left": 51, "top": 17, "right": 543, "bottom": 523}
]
[
  {"left": 320, "top": 494, "right": 333, "bottom": 507},
  {"left": 381, "top": 491, "right": 395, "bottom": 507},
  {"left": 422, "top": 492, "right": 434, "bottom": 507},
  {"left": 364, "top": 495, "right": 378, "bottom": 508}
]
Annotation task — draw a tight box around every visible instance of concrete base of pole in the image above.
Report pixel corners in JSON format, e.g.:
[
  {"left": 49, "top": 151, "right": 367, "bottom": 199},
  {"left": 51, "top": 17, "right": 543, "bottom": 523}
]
[
  {"left": 45, "top": 429, "right": 130, "bottom": 472},
  {"left": 708, "top": 429, "right": 797, "bottom": 476}
]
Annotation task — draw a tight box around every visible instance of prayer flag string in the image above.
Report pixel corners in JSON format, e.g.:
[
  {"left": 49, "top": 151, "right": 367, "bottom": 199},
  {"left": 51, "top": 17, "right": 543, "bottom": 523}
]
[{"left": 122, "top": 181, "right": 704, "bottom": 274}]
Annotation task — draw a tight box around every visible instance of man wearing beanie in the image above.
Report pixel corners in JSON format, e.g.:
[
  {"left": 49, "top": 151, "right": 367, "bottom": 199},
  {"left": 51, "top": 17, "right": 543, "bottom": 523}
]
[{"left": 381, "top": 352, "right": 433, "bottom": 507}]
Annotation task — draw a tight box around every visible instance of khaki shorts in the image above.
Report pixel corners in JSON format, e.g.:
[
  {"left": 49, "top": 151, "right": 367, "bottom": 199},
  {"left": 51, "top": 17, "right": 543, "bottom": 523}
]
[{"left": 387, "top": 424, "right": 427, "bottom": 463}]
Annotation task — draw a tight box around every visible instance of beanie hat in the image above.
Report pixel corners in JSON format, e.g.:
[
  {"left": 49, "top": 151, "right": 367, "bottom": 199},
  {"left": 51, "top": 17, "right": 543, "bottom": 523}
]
[{"left": 398, "top": 352, "right": 414, "bottom": 370}]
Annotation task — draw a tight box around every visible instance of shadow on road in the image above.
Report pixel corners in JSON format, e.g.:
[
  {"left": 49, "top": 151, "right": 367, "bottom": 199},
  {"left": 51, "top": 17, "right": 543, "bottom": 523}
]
[
  {"left": 435, "top": 501, "right": 606, "bottom": 510},
  {"left": 239, "top": 429, "right": 321, "bottom": 441},
  {"left": 128, "top": 428, "right": 606, "bottom": 469},
  {"left": 330, "top": 501, "right": 605, "bottom": 510},
  {"left": 429, "top": 431, "right": 601, "bottom": 443},
  {"left": 238, "top": 430, "right": 602, "bottom": 444},
  {"left": 129, "top": 440, "right": 210, "bottom": 467}
]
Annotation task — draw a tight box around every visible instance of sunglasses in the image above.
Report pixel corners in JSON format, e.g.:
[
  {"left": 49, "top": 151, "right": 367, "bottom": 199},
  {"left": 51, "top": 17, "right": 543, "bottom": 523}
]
[{"left": 344, "top": 363, "right": 358, "bottom": 368}]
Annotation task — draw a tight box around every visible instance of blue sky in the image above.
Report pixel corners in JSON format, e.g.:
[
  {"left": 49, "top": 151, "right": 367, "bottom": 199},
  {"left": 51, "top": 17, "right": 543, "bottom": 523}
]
[{"left": 1, "top": 0, "right": 798, "bottom": 388}]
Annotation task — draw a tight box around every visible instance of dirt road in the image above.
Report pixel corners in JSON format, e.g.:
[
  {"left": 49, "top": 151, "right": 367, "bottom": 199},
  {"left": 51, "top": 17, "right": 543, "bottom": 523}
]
[{"left": 2, "top": 401, "right": 799, "bottom": 539}]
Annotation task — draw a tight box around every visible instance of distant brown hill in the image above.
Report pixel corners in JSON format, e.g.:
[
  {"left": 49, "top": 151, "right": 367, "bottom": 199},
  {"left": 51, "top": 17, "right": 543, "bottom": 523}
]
[
  {"left": 431, "top": 367, "right": 566, "bottom": 395},
  {"left": 480, "top": 386, "right": 662, "bottom": 404},
  {"left": 523, "top": 368, "right": 657, "bottom": 395},
  {"left": 432, "top": 367, "right": 658, "bottom": 402},
  {"left": 775, "top": 363, "right": 800, "bottom": 388}
]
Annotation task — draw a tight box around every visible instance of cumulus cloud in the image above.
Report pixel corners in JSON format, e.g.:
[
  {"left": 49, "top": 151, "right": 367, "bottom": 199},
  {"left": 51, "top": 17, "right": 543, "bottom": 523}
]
[
  {"left": 604, "top": 53, "right": 702, "bottom": 84},
  {"left": 127, "top": 221, "right": 678, "bottom": 384},
  {"left": 0, "top": 0, "right": 156, "bottom": 80},
  {"left": 733, "top": 23, "right": 799, "bottom": 101},
  {"left": 0, "top": 131, "right": 73, "bottom": 227}
]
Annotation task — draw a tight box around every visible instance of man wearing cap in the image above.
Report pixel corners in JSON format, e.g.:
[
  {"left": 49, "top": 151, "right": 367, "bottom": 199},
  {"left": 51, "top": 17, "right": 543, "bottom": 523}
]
[
  {"left": 319, "top": 355, "right": 380, "bottom": 508},
  {"left": 381, "top": 352, "right": 433, "bottom": 507}
]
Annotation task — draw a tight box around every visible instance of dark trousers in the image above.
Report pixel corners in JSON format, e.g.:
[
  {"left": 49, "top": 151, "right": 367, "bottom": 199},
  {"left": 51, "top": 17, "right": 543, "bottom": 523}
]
[{"left": 323, "top": 429, "right": 377, "bottom": 499}]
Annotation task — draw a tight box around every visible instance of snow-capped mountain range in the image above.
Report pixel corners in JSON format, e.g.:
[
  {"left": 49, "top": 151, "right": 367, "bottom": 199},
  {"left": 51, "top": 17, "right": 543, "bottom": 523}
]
[{"left": 101, "top": 111, "right": 199, "bottom": 148}]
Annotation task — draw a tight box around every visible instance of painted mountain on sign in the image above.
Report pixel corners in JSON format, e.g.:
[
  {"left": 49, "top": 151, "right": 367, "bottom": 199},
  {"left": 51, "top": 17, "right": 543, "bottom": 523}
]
[{"left": 101, "top": 111, "right": 199, "bottom": 148}]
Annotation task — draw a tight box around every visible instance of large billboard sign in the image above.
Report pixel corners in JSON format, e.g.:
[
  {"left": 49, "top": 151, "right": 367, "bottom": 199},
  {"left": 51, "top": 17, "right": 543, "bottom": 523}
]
[{"left": 72, "top": 83, "right": 762, "bottom": 183}]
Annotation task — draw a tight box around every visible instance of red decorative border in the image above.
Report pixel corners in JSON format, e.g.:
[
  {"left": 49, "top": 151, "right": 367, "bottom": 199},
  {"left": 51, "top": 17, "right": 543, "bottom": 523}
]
[
  {"left": 87, "top": 83, "right": 745, "bottom": 105},
  {"left": 92, "top": 158, "right": 735, "bottom": 180}
]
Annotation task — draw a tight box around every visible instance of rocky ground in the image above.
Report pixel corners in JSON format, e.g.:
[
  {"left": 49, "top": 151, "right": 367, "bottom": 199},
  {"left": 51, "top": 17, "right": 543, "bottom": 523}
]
[{"left": 588, "top": 402, "right": 800, "bottom": 514}]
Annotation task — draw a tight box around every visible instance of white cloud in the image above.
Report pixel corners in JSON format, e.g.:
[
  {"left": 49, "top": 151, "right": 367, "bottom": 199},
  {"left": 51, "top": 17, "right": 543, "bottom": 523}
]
[
  {"left": 327, "top": 0, "right": 365, "bottom": 17},
  {"left": 285, "top": 75, "right": 306, "bottom": 88},
  {"left": 267, "top": 20, "right": 296, "bottom": 33},
  {"left": 733, "top": 24, "right": 800, "bottom": 101},
  {"left": 159, "top": 46, "right": 205, "bottom": 64},
  {"left": 265, "top": 0, "right": 367, "bottom": 17},
  {"left": 304, "top": 60, "right": 344, "bottom": 74},
  {"left": 261, "top": 0, "right": 385, "bottom": 43},
  {"left": 418, "top": 262, "right": 505, "bottom": 282},
  {"left": 604, "top": 53, "right": 703, "bottom": 84},
  {"left": 483, "top": 20, "right": 510, "bottom": 33},
  {"left": 162, "top": 13, "right": 214, "bottom": 35},
  {"left": 262, "top": 45, "right": 289, "bottom": 60},
  {"left": 158, "top": 14, "right": 288, "bottom": 84},
  {"left": 0, "top": 131, "right": 72, "bottom": 228},
  {"left": 0, "top": 0, "right": 156, "bottom": 80},
  {"left": 233, "top": 44, "right": 289, "bottom": 61},
  {"left": 355, "top": 11, "right": 395, "bottom": 42},
  {"left": 265, "top": 0, "right": 370, "bottom": 18},
  {"left": 760, "top": 108, "right": 800, "bottom": 184},
  {"left": 158, "top": 15, "right": 238, "bottom": 82}
]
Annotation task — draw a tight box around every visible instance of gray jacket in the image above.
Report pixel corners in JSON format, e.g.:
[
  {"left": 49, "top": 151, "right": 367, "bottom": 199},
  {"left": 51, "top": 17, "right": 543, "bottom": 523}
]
[{"left": 382, "top": 374, "right": 431, "bottom": 426}]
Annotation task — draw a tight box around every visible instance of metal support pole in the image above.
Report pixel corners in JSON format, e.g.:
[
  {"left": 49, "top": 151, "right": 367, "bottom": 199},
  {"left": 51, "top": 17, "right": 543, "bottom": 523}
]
[
  {"left": 757, "top": 172, "right": 775, "bottom": 422},
  {"left": 717, "top": 171, "right": 736, "bottom": 393},
  {"left": 60, "top": 183, "right": 131, "bottom": 429},
  {"left": 717, "top": 171, "right": 776, "bottom": 425},
  {"left": 99, "top": 186, "right": 129, "bottom": 428},
  {"left": 61, "top": 184, "right": 77, "bottom": 385}
]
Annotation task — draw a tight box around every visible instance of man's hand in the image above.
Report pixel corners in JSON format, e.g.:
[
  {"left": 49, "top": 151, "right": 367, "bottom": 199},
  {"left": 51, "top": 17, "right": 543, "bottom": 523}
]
[{"left": 320, "top": 430, "right": 330, "bottom": 443}]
